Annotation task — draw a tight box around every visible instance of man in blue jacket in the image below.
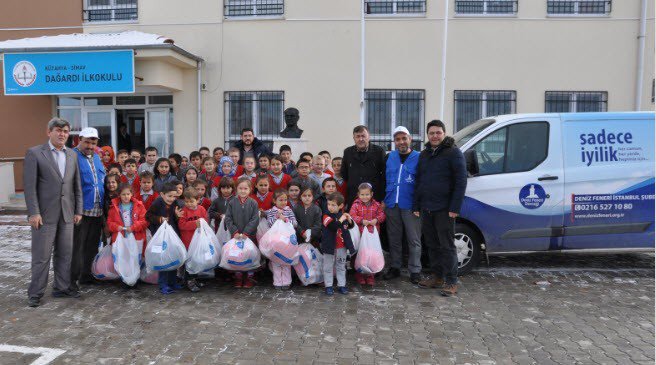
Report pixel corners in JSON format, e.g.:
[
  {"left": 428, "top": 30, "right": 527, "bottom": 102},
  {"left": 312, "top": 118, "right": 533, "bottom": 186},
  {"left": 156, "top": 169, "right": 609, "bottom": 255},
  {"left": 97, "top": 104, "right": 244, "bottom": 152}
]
[
  {"left": 382, "top": 126, "right": 422, "bottom": 284},
  {"left": 414, "top": 120, "right": 467, "bottom": 296},
  {"left": 70, "top": 127, "right": 106, "bottom": 292}
]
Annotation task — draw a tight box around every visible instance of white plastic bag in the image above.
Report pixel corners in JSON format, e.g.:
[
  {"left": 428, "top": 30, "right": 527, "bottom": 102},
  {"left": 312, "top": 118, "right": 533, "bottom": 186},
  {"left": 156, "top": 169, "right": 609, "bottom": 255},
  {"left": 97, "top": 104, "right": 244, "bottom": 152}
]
[
  {"left": 259, "top": 220, "right": 300, "bottom": 266},
  {"left": 256, "top": 217, "right": 269, "bottom": 242},
  {"left": 140, "top": 263, "right": 158, "bottom": 284},
  {"left": 293, "top": 243, "right": 324, "bottom": 285},
  {"left": 354, "top": 227, "right": 385, "bottom": 274},
  {"left": 186, "top": 219, "right": 222, "bottom": 274},
  {"left": 145, "top": 221, "right": 187, "bottom": 272},
  {"left": 216, "top": 219, "right": 231, "bottom": 246},
  {"left": 112, "top": 233, "right": 142, "bottom": 286},
  {"left": 219, "top": 237, "right": 261, "bottom": 271},
  {"left": 92, "top": 243, "right": 119, "bottom": 280},
  {"left": 349, "top": 225, "right": 361, "bottom": 253}
]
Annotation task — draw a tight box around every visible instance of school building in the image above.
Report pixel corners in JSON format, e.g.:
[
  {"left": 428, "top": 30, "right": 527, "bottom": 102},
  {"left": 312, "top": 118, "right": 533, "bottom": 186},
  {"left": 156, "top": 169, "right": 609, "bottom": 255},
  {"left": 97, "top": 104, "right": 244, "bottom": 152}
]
[{"left": 0, "top": 0, "right": 654, "bottom": 193}]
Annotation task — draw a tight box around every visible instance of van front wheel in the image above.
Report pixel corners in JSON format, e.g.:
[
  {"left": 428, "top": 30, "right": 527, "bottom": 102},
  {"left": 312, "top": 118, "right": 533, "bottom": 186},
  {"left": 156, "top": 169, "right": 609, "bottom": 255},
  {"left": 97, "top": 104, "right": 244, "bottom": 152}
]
[{"left": 455, "top": 223, "right": 482, "bottom": 275}]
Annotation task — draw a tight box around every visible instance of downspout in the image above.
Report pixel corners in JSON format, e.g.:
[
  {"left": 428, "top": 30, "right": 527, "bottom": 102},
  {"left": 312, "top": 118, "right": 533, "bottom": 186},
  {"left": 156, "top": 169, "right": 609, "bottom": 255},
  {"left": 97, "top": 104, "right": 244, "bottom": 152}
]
[
  {"left": 634, "top": 0, "right": 647, "bottom": 110},
  {"left": 360, "top": 0, "right": 366, "bottom": 125},
  {"left": 197, "top": 60, "right": 203, "bottom": 149},
  {"left": 439, "top": 0, "right": 450, "bottom": 121}
]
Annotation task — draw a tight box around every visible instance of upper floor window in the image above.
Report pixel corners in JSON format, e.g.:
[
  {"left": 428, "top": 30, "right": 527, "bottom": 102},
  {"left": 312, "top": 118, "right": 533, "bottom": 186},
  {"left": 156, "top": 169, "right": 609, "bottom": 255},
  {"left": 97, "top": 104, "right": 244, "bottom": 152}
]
[
  {"left": 454, "top": 90, "right": 516, "bottom": 132},
  {"left": 365, "top": 0, "right": 427, "bottom": 16},
  {"left": 547, "top": 0, "right": 611, "bottom": 16},
  {"left": 545, "top": 91, "right": 608, "bottom": 112},
  {"left": 365, "top": 89, "right": 424, "bottom": 151},
  {"left": 224, "top": 0, "right": 284, "bottom": 17},
  {"left": 455, "top": 0, "right": 518, "bottom": 15},
  {"left": 224, "top": 91, "right": 284, "bottom": 149},
  {"left": 83, "top": 0, "right": 137, "bottom": 22}
]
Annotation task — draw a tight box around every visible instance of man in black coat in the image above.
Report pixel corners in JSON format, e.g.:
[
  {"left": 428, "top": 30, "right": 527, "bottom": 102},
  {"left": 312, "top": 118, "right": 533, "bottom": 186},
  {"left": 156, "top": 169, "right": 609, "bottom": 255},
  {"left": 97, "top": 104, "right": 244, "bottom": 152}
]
[
  {"left": 233, "top": 127, "right": 272, "bottom": 164},
  {"left": 414, "top": 120, "right": 467, "bottom": 297},
  {"left": 340, "top": 125, "right": 386, "bottom": 208}
]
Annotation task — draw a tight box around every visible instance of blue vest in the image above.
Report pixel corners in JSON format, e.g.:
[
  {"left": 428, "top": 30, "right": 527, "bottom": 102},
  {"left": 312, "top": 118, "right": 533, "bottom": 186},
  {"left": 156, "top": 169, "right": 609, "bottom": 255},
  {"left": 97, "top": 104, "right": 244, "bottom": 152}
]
[
  {"left": 384, "top": 150, "right": 419, "bottom": 210},
  {"left": 75, "top": 148, "right": 106, "bottom": 211}
]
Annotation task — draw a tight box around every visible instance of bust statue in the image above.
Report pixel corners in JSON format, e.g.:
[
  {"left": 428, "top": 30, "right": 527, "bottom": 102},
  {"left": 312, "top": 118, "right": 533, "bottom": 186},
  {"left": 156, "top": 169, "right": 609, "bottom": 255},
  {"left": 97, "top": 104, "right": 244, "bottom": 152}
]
[{"left": 280, "top": 107, "right": 303, "bottom": 138}]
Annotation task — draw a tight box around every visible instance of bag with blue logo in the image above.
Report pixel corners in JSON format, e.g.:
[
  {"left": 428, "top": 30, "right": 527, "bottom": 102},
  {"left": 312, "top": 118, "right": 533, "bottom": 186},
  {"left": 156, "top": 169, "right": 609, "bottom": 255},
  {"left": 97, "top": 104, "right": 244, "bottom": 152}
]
[
  {"left": 186, "top": 219, "right": 222, "bottom": 274},
  {"left": 145, "top": 221, "right": 187, "bottom": 272},
  {"left": 112, "top": 233, "right": 142, "bottom": 286},
  {"left": 92, "top": 243, "right": 119, "bottom": 280},
  {"left": 219, "top": 237, "right": 261, "bottom": 271},
  {"left": 259, "top": 220, "right": 300, "bottom": 266},
  {"left": 293, "top": 243, "right": 324, "bottom": 285}
]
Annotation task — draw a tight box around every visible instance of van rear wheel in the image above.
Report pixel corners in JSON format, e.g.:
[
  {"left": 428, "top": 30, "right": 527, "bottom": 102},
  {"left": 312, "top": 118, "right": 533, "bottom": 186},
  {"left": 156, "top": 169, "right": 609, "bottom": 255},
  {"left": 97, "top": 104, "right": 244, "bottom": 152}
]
[{"left": 455, "top": 223, "right": 482, "bottom": 275}]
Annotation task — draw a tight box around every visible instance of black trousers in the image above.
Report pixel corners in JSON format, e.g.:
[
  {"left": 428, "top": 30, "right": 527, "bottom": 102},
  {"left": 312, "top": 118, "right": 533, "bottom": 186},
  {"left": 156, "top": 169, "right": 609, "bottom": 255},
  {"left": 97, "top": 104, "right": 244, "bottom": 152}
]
[
  {"left": 70, "top": 215, "right": 104, "bottom": 290},
  {"left": 421, "top": 210, "right": 458, "bottom": 285}
]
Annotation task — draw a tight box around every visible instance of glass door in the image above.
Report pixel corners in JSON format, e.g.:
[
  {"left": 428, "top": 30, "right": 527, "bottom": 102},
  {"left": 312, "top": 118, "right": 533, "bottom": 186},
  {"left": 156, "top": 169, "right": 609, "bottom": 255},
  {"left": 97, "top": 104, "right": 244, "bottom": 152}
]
[
  {"left": 83, "top": 109, "right": 116, "bottom": 150},
  {"left": 146, "top": 108, "right": 171, "bottom": 157}
]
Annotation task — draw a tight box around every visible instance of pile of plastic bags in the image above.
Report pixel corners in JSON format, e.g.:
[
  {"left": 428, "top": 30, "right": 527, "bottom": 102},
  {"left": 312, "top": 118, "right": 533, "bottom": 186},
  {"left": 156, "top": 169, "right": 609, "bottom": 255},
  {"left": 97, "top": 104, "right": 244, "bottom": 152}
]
[
  {"left": 259, "top": 220, "right": 300, "bottom": 266},
  {"left": 186, "top": 220, "right": 222, "bottom": 274},
  {"left": 354, "top": 227, "right": 385, "bottom": 274},
  {"left": 219, "top": 237, "right": 261, "bottom": 271},
  {"left": 293, "top": 243, "right": 323, "bottom": 285},
  {"left": 145, "top": 221, "right": 188, "bottom": 272}
]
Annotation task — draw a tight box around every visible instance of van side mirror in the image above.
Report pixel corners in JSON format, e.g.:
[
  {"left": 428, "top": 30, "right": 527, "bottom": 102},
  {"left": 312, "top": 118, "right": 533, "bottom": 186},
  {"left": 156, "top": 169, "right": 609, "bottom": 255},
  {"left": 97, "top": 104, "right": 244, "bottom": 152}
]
[{"left": 464, "top": 149, "right": 479, "bottom": 176}]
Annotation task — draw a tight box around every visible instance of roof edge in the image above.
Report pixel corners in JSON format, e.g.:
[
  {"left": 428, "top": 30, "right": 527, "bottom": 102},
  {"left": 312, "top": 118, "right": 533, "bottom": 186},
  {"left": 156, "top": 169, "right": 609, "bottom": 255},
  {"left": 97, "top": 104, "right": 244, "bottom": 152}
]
[{"left": 0, "top": 44, "right": 203, "bottom": 62}]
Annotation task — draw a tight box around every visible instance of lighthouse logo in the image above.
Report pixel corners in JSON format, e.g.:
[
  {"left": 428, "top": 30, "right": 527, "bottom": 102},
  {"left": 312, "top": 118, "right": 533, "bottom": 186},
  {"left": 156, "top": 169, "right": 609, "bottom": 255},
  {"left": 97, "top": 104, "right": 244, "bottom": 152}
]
[
  {"left": 13, "top": 61, "right": 37, "bottom": 87},
  {"left": 519, "top": 183, "right": 546, "bottom": 209}
]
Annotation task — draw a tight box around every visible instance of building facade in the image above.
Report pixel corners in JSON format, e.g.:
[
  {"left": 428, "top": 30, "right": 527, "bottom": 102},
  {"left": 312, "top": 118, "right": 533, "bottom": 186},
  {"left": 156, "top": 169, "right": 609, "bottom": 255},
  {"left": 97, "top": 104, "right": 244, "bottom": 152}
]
[{"left": 1, "top": 0, "right": 654, "bottom": 189}]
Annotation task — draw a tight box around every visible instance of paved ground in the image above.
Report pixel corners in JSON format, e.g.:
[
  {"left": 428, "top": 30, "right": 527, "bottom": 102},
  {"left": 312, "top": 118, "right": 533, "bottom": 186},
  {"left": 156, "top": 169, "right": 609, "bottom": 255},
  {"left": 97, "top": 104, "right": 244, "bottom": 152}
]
[{"left": 0, "top": 221, "right": 653, "bottom": 365}]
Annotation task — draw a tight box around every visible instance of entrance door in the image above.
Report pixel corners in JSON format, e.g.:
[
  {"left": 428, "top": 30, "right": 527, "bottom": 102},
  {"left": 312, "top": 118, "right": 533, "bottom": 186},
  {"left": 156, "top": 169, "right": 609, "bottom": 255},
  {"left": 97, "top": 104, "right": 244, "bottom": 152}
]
[
  {"left": 146, "top": 108, "right": 171, "bottom": 157},
  {"left": 84, "top": 109, "right": 116, "bottom": 150}
]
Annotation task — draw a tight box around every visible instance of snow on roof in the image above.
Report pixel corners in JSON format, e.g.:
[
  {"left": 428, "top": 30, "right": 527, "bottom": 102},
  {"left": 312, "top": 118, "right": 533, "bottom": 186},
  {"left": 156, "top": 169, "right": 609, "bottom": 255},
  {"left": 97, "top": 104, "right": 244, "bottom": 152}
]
[{"left": 0, "top": 31, "right": 174, "bottom": 50}]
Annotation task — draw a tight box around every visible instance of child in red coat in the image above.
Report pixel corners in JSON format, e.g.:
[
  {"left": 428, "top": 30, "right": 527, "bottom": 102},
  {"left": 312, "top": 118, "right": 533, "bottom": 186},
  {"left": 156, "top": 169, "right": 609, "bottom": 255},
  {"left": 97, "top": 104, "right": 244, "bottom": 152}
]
[
  {"left": 135, "top": 171, "right": 159, "bottom": 211},
  {"left": 349, "top": 183, "right": 386, "bottom": 287},
  {"left": 177, "top": 187, "right": 208, "bottom": 293},
  {"left": 106, "top": 183, "right": 148, "bottom": 256},
  {"left": 251, "top": 175, "right": 274, "bottom": 214},
  {"left": 192, "top": 180, "right": 212, "bottom": 210},
  {"left": 268, "top": 155, "right": 292, "bottom": 192}
]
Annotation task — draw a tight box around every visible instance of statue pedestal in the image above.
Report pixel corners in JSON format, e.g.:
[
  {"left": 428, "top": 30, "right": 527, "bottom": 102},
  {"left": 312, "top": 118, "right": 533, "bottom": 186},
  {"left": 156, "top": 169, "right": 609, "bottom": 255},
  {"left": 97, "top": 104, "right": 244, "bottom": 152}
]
[{"left": 273, "top": 139, "right": 309, "bottom": 162}]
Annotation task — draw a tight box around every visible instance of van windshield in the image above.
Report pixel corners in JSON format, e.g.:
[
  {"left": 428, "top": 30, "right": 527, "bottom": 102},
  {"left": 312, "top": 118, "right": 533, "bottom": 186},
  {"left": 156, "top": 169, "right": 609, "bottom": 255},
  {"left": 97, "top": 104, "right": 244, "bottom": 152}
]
[{"left": 453, "top": 119, "right": 496, "bottom": 148}]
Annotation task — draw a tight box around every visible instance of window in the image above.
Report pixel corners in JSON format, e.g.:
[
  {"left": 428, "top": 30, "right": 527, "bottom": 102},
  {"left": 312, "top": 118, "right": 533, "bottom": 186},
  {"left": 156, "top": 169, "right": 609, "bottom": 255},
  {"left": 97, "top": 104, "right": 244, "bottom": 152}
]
[
  {"left": 224, "top": 0, "right": 284, "bottom": 17},
  {"left": 365, "top": 0, "right": 427, "bottom": 15},
  {"left": 365, "top": 89, "right": 424, "bottom": 151},
  {"left": 471, "top": 122, "right": 549, "bottom": 175},
  {"left": 455, "top": 0, "right": 518, "bottom": 15},
  {"left": 454, "top": 90, "right": 516, "bottom": 132},
  {"left": 545, "top": 91, "right": 607, "bottom": 112},
  {"left": 83, "top": 0, "right": 138, "bottom": 22},
  {"left": 547, "top": 0, "right": 611, "bottom": 15},
  {"left": 224, "top": 91, "right": 284, "bottom": 148}
]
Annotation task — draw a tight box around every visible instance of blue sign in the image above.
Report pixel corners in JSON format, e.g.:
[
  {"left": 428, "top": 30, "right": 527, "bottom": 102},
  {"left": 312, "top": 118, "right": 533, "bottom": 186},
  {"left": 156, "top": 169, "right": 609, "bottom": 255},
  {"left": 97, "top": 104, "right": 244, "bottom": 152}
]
[
  {"left": 3, "top": 50, "right": 134, "bottom": 95},
  {"left": 519, "top": 183, "right": 546, "bottom": 210}
]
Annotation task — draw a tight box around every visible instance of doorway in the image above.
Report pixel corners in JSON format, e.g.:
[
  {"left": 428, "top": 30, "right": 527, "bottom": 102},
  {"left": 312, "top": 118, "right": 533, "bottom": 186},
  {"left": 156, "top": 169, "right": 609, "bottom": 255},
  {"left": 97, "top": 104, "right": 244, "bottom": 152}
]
[{"left": 116, "top": 109, "right": 145, "bottom": 153}]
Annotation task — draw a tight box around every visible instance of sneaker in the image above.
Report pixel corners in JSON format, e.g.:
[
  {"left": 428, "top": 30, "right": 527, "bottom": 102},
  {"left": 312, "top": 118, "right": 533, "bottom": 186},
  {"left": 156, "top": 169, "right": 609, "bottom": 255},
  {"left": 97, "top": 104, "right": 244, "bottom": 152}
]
[
  {"left": 52, "top": 289, "right": 81, "bottom": 298},
  {"left": 382, "top": 268, "right": 401, "bottom": 280},
  {"left": 160, "top": 286, "right": 174, "bottom": 295},
  {"left": 172, "top": 283, "right": 183, "bottom": 290},
  {"left": 355, "top": 272, "right": 366, "bottom": 285},
  {"left": 409, "top": 273, "right": 421, "bottom": 285},
  {"left": 418, "top": 276, "right": 444, "bottom": 289},
  {"left": 234, "top": 273, "right": 243, "bottom": 289},
  {"left": 187, "top": 280, "right": 200, "bottom": 293},
  {"left": 243, "top": 276, "right": 255, "bottom": 289},
  {"left": 365, "top": 275, "right": 375, "bottom": 286},
  {"left": 440, "top": 284, "right": 458, "bottom": 297},
  {"left": 337, "top": 286, "right": 349, "bottom": 295},
  {"left": 325, "top": 287, "right": 334, "bottom": 296}
]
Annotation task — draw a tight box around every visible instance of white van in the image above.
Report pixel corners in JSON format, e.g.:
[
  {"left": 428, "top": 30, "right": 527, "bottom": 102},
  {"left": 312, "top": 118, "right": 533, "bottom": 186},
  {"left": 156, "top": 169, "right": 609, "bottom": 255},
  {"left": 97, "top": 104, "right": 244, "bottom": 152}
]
[{"left": 450, "top": 112, "right": 654, "bottom": 273}]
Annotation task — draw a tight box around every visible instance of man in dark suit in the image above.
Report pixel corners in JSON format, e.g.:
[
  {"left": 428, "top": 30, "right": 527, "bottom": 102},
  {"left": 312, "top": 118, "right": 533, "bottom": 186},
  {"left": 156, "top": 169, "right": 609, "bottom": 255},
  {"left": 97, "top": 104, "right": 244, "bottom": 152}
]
[
  {"left": 24, "top": 118, "right": 83, "bottom": 307},
  {"left": 340, "top": 125, "right": 386, "bottom": 208}
]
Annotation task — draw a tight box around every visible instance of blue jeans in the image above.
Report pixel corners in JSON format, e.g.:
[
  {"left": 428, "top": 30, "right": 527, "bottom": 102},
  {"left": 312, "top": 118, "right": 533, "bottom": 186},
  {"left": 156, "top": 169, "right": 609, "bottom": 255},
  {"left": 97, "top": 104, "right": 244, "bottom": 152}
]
[
  {"left": 158, "top": 270, "right": 177, "bottom": 289},
  {"left": 421, "top": 210, "right": 458, "bottom": 285}
]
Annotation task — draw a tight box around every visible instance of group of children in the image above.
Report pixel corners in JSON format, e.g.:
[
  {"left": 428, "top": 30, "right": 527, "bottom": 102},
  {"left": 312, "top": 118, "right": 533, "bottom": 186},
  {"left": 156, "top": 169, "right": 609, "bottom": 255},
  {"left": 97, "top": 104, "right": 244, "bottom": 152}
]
[{"left": 98, "top": 144, "right": 385, "bottom": 296}]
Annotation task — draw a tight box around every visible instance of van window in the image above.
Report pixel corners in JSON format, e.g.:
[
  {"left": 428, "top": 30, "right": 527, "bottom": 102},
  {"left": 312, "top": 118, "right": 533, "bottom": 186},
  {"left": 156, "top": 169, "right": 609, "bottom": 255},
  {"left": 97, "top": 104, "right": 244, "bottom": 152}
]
[{"left": 471, "top": 122, "right": 549, "bottom": 175}]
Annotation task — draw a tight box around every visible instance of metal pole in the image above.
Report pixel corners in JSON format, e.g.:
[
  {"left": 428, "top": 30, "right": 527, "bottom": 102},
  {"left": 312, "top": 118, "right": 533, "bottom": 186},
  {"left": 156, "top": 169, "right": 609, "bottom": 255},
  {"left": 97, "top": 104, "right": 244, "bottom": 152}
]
[
  {"left": 634, "top": 0, "right": 647, "bottom": 111},
  {"left": 197, "top": 61, "right": 203, "bottom": 149},
  {"left": 360, "top": 0, "right": 366, "bottom": 125},
  {"left": 439, "top": 0, "right": 450, "bottom": 121}
]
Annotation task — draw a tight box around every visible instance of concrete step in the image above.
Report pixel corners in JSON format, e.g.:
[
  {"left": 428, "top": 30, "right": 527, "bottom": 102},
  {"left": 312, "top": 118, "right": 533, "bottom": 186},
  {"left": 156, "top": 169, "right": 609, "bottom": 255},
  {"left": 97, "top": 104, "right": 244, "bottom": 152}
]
[{"left": 0, "top": 192, "right": 27, "bottom": 215}]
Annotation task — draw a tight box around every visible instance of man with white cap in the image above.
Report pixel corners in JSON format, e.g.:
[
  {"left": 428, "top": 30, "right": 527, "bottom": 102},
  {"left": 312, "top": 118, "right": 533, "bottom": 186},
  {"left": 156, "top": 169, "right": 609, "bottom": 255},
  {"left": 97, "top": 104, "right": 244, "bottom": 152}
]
[
  {"left": 70, "top": 127, "right": 106, "bottom": 293},
  {"left": 382, "top": 126, "right": 422, "bottom": 284}
]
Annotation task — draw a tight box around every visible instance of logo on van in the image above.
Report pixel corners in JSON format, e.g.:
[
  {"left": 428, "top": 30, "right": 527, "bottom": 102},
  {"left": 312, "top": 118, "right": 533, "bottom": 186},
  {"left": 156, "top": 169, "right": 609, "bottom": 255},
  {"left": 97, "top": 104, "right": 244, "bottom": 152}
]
[{"left": 519, "top": 184, "right": 546, "bottom": 209}]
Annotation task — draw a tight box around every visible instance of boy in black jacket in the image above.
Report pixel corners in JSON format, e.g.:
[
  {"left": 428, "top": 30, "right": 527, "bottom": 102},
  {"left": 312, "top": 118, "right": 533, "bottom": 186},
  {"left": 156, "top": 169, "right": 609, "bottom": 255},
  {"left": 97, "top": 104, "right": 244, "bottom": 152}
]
[{"left": 321, "top": 192, "right": 355, "bottom": 296}]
